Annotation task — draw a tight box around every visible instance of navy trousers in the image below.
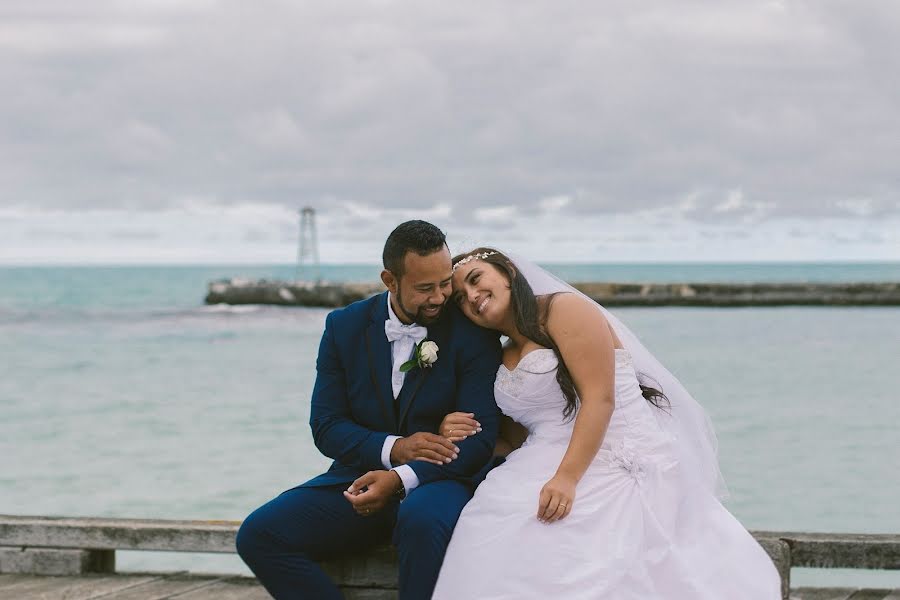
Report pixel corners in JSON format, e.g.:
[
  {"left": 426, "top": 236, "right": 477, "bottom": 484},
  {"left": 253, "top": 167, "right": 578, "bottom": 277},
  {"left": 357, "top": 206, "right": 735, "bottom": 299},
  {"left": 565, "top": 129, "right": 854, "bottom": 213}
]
[{"left": 236, "top": 479, "right": 472, "bottom": 600}]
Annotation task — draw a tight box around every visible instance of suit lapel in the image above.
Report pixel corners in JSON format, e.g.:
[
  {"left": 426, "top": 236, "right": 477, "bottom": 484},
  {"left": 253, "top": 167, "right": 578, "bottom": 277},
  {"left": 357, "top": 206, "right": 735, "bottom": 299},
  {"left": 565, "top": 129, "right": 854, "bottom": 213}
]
[
  {"left": 365, "top": 293, "right": 397, "bottom": 431},
  {"left": 396, "top": 364, "right": 428, "bottom": 432},
  {"left": 396, "top": 315, "right": 450, "bottom": 431}
]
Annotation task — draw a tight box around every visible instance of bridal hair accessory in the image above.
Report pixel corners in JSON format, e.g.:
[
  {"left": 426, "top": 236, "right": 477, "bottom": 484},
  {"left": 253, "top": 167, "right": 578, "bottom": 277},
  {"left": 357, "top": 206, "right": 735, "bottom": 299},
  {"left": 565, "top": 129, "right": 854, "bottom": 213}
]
[{"left": 452, "top": 251, "right": 498, "bottom": 272}]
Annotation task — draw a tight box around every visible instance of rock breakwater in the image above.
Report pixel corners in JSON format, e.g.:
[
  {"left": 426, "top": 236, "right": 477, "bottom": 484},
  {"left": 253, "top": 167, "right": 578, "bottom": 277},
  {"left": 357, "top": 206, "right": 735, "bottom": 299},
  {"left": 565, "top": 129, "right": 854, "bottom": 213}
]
[{"left": 205, "top": 280, "right": 900, "bottom": 307}]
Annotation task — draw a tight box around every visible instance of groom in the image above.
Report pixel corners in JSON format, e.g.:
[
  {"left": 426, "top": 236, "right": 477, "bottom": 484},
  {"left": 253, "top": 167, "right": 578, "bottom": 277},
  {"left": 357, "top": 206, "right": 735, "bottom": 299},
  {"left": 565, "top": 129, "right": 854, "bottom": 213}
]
[{"left": 236, "top": 220, "right": 502, "bottom": 599}]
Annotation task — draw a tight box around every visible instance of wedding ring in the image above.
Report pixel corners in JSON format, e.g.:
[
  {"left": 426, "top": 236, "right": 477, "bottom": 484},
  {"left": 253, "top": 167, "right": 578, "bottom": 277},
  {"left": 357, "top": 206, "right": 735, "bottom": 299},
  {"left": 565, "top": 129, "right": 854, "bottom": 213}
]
[
  {"left": 449, "top": 429, "right": 455, "bottom": 436},
  {"left": 559, "top": 503, "right": 567, "bottom": 508}
]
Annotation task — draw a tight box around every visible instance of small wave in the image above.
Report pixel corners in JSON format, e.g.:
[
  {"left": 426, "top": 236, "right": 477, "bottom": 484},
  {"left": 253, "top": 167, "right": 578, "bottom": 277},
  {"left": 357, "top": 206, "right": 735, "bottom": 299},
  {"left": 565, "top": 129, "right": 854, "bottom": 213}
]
[
  {"left": 61, "top": 360, "right": 95, "bottom": 372},
  {"left": 198, "top": 304, "right": 265, "bottom": 314},
  {"left": 0, "top": 309, "right": 37, "bottom": 324}
]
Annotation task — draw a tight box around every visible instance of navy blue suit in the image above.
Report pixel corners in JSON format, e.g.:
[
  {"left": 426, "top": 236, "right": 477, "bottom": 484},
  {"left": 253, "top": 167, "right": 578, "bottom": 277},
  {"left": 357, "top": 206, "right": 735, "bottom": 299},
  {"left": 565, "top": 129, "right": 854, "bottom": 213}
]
[{"left": 237, "top": 292, "right": 501, "bottom": 599}]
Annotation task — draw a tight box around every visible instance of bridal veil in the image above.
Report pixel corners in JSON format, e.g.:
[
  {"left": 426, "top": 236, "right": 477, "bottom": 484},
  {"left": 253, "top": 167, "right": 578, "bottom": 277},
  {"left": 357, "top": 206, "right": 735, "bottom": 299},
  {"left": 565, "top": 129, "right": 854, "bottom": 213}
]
[{"left": 510, "top": 253, "right": 729, "bottom": 501}]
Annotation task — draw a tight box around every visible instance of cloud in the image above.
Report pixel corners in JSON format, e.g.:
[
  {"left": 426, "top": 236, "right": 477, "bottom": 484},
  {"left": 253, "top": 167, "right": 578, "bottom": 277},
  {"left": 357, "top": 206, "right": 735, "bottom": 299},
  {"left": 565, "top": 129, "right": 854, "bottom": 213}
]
[
  {"left": 835, "top": 198, "right": 876, "bottom": 217},
  {"left": 108, "top": 229, "right": 160, "bottom": 240},
  {"left": 473, "top": 205, "right": 517, "bottom": 223},
  {"left": 3, "top": 203, "right": 899, "bottom": 263},
  {"left": 539, "top": 195, "right": 571, "bottom": 213},
  {"left": 25, "top": 228, "right": 87, "bottom": 241},
  {"left": 1, "top": 1, "right": 898, "bottom": 262},
  {"left": 238, "top": 108, "right": 307, "bottom": 151},
  {"left": 0, "top": 21, "right": 168, "bottom": 54}
]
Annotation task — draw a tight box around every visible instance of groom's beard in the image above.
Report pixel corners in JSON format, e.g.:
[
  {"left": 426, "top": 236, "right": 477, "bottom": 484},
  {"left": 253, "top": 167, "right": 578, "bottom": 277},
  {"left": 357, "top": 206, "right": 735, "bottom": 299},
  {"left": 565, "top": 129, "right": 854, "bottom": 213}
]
[{"left": 396, "top": 285, "right": 444, "bottom": 326}]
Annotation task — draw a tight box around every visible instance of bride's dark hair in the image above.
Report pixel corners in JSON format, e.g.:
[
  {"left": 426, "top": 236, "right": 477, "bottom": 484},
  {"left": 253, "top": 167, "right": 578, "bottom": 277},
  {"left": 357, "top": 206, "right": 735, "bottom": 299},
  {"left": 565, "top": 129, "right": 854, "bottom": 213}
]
[{"left": 452, "top": 247, "right": 669, "bottom": 419}]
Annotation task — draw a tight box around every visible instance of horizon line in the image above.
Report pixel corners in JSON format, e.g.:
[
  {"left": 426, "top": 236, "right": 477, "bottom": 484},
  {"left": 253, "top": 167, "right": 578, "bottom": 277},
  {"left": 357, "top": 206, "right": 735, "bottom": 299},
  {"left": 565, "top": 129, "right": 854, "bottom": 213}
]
[{"left": 2, "top": 259, "right": 899, "bottom": 268}]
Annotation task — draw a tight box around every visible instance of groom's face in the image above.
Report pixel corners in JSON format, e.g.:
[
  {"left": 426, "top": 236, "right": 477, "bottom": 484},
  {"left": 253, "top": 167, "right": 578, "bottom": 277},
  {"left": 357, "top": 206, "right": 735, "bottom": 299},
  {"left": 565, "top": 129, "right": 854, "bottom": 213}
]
[{"left": 384, "top": 246, "right": 453, "bottom": 326}]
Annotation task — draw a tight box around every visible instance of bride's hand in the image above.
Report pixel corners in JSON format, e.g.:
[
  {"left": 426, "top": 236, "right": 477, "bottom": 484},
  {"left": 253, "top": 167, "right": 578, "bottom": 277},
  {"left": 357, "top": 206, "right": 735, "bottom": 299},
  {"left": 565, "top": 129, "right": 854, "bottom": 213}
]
[
  {"left": 537, "top": 473, "right": 576, "bottom": 523},
  {"left": 438, "top": 412, "right": 481, "bottom": 442}
]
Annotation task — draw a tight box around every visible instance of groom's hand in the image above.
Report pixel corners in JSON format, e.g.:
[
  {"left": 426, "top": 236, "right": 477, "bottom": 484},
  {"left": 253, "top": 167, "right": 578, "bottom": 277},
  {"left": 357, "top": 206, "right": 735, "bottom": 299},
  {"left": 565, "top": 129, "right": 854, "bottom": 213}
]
[
  {"left": 343, "top": 470, "right": 403, "bottom": 516},
  {"left": 390, "top": 432, "right": 459, "bottom": 466}
]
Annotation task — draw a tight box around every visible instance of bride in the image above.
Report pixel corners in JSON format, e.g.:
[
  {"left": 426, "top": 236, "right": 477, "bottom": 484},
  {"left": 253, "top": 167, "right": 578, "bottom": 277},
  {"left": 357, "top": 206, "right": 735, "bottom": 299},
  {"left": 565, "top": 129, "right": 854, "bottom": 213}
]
[{"left": 431, "top": 248, "right": 781, "bottom": 599}]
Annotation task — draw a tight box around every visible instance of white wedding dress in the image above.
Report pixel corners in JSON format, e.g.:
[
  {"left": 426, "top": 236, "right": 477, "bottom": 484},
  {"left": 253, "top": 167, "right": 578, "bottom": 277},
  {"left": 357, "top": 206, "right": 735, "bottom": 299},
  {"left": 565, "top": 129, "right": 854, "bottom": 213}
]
[{"left": 432, "top": 347, "right": 781, "bottom": 599}]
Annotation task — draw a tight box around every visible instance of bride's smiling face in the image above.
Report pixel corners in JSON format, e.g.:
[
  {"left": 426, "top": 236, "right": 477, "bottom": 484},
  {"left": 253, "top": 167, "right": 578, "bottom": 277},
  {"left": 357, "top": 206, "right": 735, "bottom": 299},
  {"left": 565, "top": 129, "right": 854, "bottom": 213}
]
[{"left": 451, "top": 259, "right": 511, "bottom": 328}]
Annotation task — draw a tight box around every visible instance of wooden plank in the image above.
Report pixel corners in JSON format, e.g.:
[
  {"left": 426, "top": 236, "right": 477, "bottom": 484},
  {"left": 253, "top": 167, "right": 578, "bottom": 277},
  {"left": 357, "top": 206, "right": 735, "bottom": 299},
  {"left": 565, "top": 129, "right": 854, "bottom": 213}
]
[
  {"left": 789, "top": 590, "right": 900, "bottom": 600},
  {"left": 791, "top": 537, "right": 900, "bottom": 570},
  {"left": 0, "top": 574, "right": 96, "bottom": 597},
  {"left": 0, "top": 516, "right": 239, "bottom": 554},
  {"left": 4, "top": 515, "right": 897, "bottom": 571},
  {"left": 2, "top": 514, "right": 899, "bottom": 600},
  {"left": 756, "top": 532, "right": 900, "bottom": 570},
  {"left": 321, "top": 545, "right": 398, "bottom": 588},
  {"left": 790, "top": 589, "right": 858, "bottom": 600},
  {"left": 846, "top": 591, "right": 894, "bottom": 600},
  {"left": 166, "top": 576, "right": 399, "bottom": 600},
  {"left": 88, "top": 574, "right": 226, "bottom": 600},
  {"left": 0, "top": 547, "right": 114, "bottom": 576},
  {"left": 0, "top": 573, "right": 27, "bottom": 589},
  {"left": 169, "top": 578, "right": 398, "bottom": 600},
  {"left": 168, "top": 577, "right": 273, "bottom": 600},
  {"left": 0, "top": 574, "right": 398, "bottom": 600},
  {"left": 793, "top": 534, "right": 900, "bottom": 570},
  {"left": 0, "top": 573, "right": 158, "bottom": 599},
  {"left": 756, "top": 537, "right": 791, "bottom": 599},
  {"left": 0, "top": 574, "right": 895, "bottom": 600}
]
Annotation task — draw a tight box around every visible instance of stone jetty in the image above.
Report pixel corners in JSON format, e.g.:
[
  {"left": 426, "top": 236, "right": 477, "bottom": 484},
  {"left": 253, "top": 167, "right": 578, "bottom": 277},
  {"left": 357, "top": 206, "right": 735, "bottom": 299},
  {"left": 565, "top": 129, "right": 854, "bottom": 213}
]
[
  {"left": 1, "top": 515, "right": 899, "bottom": 599},
  {"left": 205, "top": 279, "right": 900, "bottom": 308}
]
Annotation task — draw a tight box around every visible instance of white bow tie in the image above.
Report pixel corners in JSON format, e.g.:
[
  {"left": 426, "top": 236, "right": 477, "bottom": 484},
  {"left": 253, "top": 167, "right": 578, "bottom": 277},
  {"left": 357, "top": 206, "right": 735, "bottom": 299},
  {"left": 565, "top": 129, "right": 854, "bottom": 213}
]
[{"left": 384, "top": 319, "right": 427, "bottom": 344}]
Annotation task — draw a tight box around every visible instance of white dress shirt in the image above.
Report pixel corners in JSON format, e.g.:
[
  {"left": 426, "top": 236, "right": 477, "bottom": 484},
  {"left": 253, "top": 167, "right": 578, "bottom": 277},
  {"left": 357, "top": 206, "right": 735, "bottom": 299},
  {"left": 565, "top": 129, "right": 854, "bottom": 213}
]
[{"left": 380, "top": 293, "right": 421, "bottom": 495}]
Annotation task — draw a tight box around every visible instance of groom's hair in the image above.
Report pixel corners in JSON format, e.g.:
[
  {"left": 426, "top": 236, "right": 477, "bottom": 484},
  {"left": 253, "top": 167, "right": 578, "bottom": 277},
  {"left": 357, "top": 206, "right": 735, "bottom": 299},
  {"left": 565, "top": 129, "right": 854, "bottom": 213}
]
[{"left": 383, "top": 220, "right": 447, "bottom": 277}]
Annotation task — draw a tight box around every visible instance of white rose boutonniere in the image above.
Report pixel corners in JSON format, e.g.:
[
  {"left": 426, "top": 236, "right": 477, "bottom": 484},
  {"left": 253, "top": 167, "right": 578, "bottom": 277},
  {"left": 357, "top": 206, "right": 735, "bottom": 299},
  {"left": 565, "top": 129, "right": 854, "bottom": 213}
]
[{"left": 400, "top": 339, "right": 439, "bottom": 372}]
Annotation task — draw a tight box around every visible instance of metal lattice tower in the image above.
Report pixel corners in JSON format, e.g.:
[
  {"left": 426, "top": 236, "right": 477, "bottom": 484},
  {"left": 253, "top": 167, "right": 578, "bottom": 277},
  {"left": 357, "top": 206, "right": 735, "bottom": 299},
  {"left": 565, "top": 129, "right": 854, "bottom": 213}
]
[{"left": 295, "top": 207, "right": 321, "bottom": 282}]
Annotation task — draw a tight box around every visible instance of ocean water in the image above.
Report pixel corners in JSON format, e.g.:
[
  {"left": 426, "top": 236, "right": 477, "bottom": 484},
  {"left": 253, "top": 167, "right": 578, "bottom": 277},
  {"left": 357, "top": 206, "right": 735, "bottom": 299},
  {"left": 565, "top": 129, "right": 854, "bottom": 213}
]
[{"left": 1, "top": 263, "right": 898, "bottom": 588}]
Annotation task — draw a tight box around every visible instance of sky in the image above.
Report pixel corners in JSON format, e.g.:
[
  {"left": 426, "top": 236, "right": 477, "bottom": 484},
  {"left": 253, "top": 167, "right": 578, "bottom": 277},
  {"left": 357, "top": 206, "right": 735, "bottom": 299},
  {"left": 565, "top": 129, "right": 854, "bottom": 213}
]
[{"left": 1, "top": 0, "right": 898, "bottom": 264}]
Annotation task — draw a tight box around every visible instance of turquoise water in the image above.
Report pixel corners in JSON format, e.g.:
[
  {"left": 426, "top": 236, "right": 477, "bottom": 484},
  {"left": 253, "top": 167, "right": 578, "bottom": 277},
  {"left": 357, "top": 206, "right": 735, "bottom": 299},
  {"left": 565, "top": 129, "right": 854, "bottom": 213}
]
[
  {"left": 4, "top": 262, "right": 900, "bottom": 312},
  {"left": 1, "top": 263, "right": 898, "bottom": 587}
]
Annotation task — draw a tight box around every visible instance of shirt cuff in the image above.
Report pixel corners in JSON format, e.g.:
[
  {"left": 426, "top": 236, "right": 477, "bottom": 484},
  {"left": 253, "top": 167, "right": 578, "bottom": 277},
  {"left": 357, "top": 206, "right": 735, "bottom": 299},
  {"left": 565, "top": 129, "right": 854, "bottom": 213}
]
[
  {"left": 392, "top": 465, "right": 420, "bottom": 495},
  {"left": 381, "top": 435, "right": 401, "bottom": 470}
]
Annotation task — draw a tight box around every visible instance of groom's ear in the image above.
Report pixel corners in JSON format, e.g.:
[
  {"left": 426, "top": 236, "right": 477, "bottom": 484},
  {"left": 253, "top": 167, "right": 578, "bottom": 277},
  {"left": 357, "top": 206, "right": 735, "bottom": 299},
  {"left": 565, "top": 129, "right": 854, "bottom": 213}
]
[{"left": 381, "top": 269, "right": 398, "bottom": 294}]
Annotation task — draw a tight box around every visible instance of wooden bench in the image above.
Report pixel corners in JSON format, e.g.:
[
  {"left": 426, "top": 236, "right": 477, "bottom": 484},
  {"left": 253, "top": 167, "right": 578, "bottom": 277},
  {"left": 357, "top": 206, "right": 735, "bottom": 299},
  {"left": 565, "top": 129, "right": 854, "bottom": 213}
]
[{"left": 1, "top": 515, "right": 898, "bottom": 599}]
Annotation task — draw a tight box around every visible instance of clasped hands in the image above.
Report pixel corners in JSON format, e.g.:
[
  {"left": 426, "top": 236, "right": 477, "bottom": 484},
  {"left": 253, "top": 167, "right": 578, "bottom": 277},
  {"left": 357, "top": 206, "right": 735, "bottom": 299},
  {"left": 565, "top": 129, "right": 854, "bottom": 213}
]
[
  {"left": 393, "top": 411, "right": 485, "bottom": 466},
  {"left": 345, "top": 413, "right": 482, "bottom": 516},
  {"left": 345, "top": 413, "right": 573, "bottom": 522}
]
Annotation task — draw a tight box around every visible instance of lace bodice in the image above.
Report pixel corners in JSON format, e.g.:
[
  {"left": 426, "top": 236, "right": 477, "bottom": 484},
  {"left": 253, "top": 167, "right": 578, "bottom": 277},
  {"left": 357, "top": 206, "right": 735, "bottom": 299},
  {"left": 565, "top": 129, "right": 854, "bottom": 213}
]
[{"left": 494, "top": 348, "right": 642, "bottom": 442}]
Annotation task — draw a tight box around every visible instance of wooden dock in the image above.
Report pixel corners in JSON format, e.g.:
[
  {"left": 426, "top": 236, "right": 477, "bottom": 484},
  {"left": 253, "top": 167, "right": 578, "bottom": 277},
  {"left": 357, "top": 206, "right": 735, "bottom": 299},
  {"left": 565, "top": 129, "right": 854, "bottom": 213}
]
[
  {"left": 0, "top": 573, "right": 270, "bottom": 599},
  {"left": 1, "top": 515, "right": 898, "bottom": 599},
  {"left": 204, "top": 279, "right": 900, "bottom": 308},
  {"left": 3, "top": 572, "right": 899, "bottom": 600}
]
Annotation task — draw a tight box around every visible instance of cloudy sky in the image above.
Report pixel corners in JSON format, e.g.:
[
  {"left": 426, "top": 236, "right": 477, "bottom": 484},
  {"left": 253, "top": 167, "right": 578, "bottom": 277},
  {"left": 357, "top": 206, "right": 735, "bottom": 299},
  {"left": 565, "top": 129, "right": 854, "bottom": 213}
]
[{"left": 1, "top": 0, "right": 898, "bottom": 264}]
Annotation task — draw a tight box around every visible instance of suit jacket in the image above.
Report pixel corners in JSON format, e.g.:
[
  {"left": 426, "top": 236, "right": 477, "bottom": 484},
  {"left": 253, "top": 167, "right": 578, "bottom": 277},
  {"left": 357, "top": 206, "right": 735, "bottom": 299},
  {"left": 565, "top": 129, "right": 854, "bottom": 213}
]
[{"left": 301, "top": 291, "right": 502, "bottom": 489}]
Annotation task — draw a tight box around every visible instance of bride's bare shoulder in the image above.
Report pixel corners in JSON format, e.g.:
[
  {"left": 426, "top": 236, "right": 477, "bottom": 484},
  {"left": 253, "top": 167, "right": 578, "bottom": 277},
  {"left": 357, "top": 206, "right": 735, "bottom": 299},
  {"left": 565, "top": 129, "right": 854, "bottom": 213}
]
[
  {"left": 543, "top": 292, "right": 610, "bottom": 333},
  {"left": 535, "top": 291, "right": 586, "bottom": 310},
  {"left": 541, "top": 291, "right": 599, "bottom": 313}
]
